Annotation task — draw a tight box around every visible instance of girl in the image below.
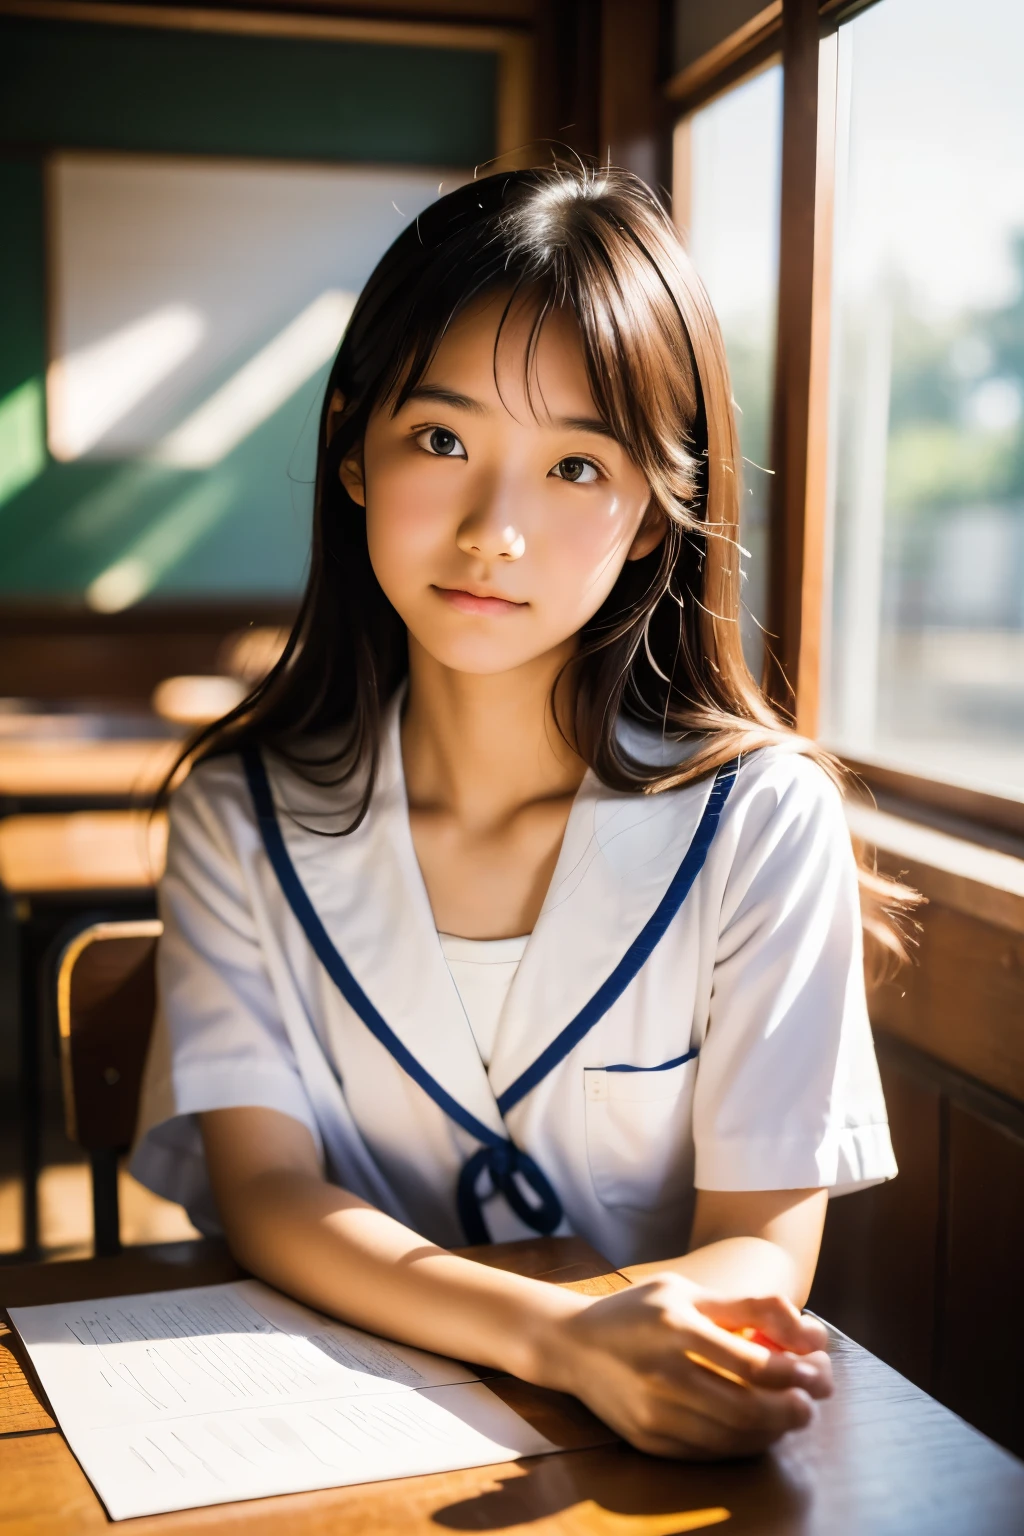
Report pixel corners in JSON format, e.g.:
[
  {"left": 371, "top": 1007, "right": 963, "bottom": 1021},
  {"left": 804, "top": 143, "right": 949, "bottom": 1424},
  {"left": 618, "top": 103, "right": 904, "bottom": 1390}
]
[{"left": 132, "top": 166, "right": 905, "bottom": 1461}]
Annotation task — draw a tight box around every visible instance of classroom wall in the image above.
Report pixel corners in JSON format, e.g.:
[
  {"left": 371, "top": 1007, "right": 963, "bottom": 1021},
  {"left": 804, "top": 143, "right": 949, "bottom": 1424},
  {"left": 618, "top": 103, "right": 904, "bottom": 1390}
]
[
  {"left": 810, "top": 868, "right": 1024, "bottom": 1459},
  {"left": 0, "top": 17, "right": 496, "bottom": 606}
]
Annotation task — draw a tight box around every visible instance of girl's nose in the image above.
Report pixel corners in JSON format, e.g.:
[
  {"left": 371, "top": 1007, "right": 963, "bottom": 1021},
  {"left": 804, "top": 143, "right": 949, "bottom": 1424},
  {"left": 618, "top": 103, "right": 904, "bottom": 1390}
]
[{"left": 456, "top": 511, "right": 526, "bottom": 563}]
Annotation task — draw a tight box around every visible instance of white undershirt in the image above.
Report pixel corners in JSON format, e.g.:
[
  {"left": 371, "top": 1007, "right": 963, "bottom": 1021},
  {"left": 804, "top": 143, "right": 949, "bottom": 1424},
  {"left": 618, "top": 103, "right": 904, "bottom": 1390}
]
[{"left": 438, "top": 933, "right": 529, "bottom": 1068}]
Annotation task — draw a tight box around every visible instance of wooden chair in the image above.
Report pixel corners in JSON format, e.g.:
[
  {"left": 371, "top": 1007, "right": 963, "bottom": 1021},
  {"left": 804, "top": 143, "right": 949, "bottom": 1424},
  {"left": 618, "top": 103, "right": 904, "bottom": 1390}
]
[{"left": 55, "top": 919, "right": 163, "bottom": 1257}]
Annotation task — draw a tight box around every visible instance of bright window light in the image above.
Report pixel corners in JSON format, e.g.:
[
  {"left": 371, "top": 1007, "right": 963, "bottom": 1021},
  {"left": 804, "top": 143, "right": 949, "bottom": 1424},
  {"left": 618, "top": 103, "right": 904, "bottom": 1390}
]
[
  {"left": 154, "top": 290, "right": 355, "bottom": 468},
  {"left": 47, "top": 305, "right": 204, "bottom": 461}
]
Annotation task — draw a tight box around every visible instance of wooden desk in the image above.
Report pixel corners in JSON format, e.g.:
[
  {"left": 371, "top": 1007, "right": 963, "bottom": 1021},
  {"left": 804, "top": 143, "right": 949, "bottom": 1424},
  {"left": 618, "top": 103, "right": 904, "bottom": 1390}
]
[
  {"left": 0, "top": 739, "right": 180, "bottom": 812},
  {"left": 0, "top": 809, "right": 167, "bottom": 894},
  {"left": 0, "top": 811, "right": 165, "bottom": 1259},
  {"left": 2, "top": 1237, "right": 1023, "bottom": 1534}
]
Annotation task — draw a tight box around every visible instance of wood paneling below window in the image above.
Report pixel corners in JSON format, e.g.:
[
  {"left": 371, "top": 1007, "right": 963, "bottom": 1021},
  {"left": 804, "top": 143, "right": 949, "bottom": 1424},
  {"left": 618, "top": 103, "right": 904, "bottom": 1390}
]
[
  {"left": 941, "top": 1104, "right": 1024, "bottom": 1451},
  {"left": 811, "top": 1053, "right": 941, "bottom": 1392},
  {"left": 810, "top": 878, "right": 1024, "bottom": 1458}
]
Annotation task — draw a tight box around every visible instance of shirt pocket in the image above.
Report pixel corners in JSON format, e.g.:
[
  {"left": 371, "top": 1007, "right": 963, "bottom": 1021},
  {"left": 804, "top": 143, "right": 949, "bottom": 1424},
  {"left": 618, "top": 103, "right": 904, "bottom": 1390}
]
[{"left": 584, "top": 1053, "right": 698, "bottom": 1212}]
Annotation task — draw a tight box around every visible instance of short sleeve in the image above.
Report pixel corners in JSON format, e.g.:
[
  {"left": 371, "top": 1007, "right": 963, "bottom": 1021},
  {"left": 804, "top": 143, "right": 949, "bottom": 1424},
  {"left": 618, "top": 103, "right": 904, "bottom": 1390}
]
[
  {"left": 129, "top": 762, "right": 321, "bottom": 1232},
  {"left": 692, "top": 752, "right": 897, "bottom": 1196}
]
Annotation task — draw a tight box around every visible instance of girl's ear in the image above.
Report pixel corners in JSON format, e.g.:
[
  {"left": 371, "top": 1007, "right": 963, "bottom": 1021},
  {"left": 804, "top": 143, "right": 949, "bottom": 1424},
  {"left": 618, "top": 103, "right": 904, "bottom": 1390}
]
[
  {"left": 626, "top": 499, "right": 667, "bottom": 562},
  {"left": 327, "top": 391, "right": 367, "bottom": 507},
  {"left": 339, "top": 444, "right": 366, "bottom": 508}
]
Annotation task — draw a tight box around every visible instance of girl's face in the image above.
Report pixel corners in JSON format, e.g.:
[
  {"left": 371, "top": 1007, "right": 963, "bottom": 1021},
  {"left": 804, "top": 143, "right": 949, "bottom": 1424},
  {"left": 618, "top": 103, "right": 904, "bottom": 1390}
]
[{"left": 339, "top": 291, "right": 662, "bottom": 678}]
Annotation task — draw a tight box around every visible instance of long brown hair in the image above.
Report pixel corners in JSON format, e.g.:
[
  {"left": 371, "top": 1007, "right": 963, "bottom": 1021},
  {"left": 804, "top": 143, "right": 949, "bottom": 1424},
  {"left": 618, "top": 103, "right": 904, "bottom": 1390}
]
[{"left": 178, "top": 163, "right": 916, "bottom": 971}]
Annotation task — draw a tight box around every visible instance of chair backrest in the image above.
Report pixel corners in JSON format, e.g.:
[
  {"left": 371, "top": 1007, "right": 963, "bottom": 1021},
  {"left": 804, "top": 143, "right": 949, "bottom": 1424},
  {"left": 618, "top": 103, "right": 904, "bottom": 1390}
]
[{"left": 56, "top": 919, "right": 163, "bottom": 1151}]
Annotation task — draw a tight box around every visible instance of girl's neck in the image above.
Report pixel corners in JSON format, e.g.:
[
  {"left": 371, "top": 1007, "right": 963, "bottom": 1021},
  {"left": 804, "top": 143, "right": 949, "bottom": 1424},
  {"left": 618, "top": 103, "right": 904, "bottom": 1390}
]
[{"left": 400, "top": 637, "right": 586, "bottom": 831}]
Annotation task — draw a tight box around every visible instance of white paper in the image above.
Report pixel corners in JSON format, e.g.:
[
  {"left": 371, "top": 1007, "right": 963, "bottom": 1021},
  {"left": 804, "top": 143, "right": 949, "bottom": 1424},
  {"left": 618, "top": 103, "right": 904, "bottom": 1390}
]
[{"left": 9, "top": 1280, "right": 557, "bottom": 1520}]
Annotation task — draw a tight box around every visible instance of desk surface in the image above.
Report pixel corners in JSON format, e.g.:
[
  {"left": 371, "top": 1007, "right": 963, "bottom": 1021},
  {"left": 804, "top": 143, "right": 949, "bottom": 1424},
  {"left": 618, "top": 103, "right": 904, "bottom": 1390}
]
[
  {"left": 2, "top": 1237, "right": 1023, "bottom": 1535},
  {"left": 0, "top": 809, "right": 167, "bottom": 894},
  {"left": 0, "top": 738, "right": 180, "bottom": 802}
]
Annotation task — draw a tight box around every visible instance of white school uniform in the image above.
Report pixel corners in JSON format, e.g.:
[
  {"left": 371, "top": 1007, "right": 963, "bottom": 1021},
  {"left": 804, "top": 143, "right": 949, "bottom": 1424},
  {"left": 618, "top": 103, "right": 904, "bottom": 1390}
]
[{"left": 130, "top": 695, "right": 896, "bottom": 1269}]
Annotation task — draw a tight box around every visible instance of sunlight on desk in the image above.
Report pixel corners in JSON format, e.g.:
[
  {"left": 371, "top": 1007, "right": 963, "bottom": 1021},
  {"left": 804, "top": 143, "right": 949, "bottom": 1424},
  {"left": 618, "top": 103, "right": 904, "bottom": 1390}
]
[
  {"left": 0, "top": 810, "right": 167, "bottom": 893},
  {"left": 0, "top": 738, "right": 179, "bottom": 800},
  {"left": 151, "top": 674, "right": 246, "bottom": 726},
  {"left": 0, "top": 1165, "right": 198, "bottom": 1260},
  {"left": 567, "top": 1504, "right": 730, "bottom": 1534}
]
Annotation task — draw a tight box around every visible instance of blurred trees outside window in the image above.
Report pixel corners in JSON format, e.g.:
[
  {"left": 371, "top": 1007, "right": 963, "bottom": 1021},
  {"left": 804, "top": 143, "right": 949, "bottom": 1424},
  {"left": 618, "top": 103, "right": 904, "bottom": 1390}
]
[{"left": 823, "top": 0, "right": 1024, "bottom": 797}]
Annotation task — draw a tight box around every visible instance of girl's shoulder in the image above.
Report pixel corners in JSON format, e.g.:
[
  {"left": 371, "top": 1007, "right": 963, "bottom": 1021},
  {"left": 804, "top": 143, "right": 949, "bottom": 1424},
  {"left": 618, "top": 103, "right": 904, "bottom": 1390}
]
[
  {"left": 168, "top": 735, "right": 367, "bottom": 839},
  {"left": 610, "top": 722, "right": 850, "bottom": 873},
  {"left": 616, "top": 718, "right": 844, "bottom": 814}
]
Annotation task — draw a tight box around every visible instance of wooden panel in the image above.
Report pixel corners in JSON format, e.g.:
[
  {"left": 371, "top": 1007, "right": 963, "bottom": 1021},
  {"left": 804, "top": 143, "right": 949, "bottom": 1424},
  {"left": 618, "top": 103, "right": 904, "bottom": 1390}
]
[
  {"left": 61, "top": 926, "right": 160, "bottom": 1149},
  {"left": 665, "top": 2, "right": 781, "bottom": 112},
  {"left": 0, "top": 602, "right": 295, "bottom": 703},
  {"left": 218, "top": 0, "right": 538, "bottom": 18},
  {"left": 765, "top": 0, "right": 834, "bottom": 728},
  {"left": 599, "top": 0, "right": 662, "bottom": 188},
  {"left": 843, "top": 754, "right": 1024, "bottom": 842},
  {"left": 0, "top": 739, "right": 179, "bottom": 802},
  {"left": 808, "top": 1048, "right": 941, "bottom": 1392},
  {"left": 871, "top": 903, "right": 1024, "bottom": 1107},
  {"left": 0, "top": 809, "right": 167, "bottom": 894},
  {"left": 0, "top": 1322, "right": 54, "bottom": 1435},
  {"left": 531, "top": 0, "right": 601, "bottom": 162},
  {"left": 849, "top": 805, "right": 1024, "bottom": 938},
  {"left": 940, "top": 1104, "right": 1024, "bottom": 1457},
  {"left": 456, "top": 1235, "right": 630, "bottom": 1296},
  {"left": 0, "top": 0, "right": 530, "bottom": 49}
]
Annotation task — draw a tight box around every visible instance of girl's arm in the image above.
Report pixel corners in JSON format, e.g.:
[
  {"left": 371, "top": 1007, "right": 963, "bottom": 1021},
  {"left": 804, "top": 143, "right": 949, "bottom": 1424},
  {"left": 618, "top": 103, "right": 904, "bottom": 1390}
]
[
  {"left": 200, "top": 1105, "right": 832, "bottom": 1460},
  {"left": 622, "top": 1188, "right": 830, "bottom": 1306}
]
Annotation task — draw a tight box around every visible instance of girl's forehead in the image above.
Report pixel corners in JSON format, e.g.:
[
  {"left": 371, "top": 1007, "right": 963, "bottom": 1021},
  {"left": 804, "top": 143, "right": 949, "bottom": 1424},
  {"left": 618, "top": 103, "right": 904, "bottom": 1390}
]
[{"left": 413, "top": 291, "right": 600, "bottom": 422}]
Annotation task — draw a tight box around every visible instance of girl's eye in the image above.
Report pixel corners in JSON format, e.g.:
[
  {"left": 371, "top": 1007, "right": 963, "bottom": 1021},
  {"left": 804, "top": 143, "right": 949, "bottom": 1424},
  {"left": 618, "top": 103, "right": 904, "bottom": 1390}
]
[
  {"left": 418, "top": 426, "right": 467, "bottom": 459},
  {"left": 552, "top": 456, "right": 599, "bottom": 484}
]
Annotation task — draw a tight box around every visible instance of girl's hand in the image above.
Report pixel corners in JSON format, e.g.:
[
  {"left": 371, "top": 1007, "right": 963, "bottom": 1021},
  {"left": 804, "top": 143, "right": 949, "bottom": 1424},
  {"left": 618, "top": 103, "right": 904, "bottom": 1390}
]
[{"left": 545, "top": 1271, "right": 833, "bottom": 1459}]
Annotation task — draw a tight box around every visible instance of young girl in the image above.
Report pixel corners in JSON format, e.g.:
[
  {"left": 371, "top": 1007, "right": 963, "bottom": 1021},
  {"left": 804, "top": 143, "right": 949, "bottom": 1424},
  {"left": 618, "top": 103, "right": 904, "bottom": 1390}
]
[{"left": 132, "top": 166, "right": 903, "bottom": 1462}]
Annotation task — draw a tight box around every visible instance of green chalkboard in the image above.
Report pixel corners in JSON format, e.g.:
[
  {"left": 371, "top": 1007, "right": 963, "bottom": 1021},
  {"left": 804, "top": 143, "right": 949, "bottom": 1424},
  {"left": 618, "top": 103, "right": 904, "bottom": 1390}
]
[
  {"left": 0, "top": 18, "right": 497, "bottom": 602},
  {"left": 0, "top": 19, "right": 497, "bottom": 165}
]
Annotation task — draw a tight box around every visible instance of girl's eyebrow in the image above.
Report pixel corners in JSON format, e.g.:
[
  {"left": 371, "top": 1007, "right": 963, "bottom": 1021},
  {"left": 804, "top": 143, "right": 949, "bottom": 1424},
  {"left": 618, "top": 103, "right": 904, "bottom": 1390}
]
[
  {"left": 407, "top": 383, "right": 616, "bottom": 440},
  {"left": 406, "top": 384, "right": 485, "bottom": 414},
  {"left": 559, "top": 415, "right": 618, "bottom": 442}
]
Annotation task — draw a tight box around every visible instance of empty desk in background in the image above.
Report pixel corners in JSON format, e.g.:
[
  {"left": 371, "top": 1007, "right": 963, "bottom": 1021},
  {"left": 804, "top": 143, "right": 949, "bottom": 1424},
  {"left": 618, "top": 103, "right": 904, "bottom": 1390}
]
[
  {"left": 2, "top": 1234, "right": 1023, "bottom": 1535},
  {"left": 0, "top": 812, "right": 167, "bottom": 1260},
  {"left": 0, "top": 738, "right": 180, "bottom": 814}
]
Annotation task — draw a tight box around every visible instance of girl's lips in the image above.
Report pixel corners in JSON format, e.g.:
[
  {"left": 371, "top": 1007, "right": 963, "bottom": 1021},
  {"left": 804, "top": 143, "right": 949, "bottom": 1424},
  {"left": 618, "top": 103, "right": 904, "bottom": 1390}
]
[{"left": 434, "top": 586, "right": 527, "bottom": 616}]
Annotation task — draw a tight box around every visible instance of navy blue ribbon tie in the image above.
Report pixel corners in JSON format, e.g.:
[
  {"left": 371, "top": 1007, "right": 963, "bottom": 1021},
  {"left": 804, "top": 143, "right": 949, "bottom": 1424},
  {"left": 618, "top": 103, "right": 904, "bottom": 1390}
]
[
  {"left": 456, "top": 1142, "right": 563, "bottom": 1247},
  {"left": 242, "top": 746, "right": 737, "bottom": 1246}
]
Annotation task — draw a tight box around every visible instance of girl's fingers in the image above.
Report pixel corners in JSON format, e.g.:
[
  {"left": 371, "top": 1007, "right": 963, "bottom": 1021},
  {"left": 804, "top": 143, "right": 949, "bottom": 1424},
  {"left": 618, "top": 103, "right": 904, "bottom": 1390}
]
[
  {"left": 662, "top": 1309, "right": 832, "bottom": 1398},
  {"left": 684, "top": 1336, "right": 831, "bottom": 1401},
  {"left": 695, "top": 1293, "right": 829, "bottom": 1356},
  {"left": 632, "top": 1381, "right": 814, "bottom": 1459},
  {"left": 672, "top": 1358, "right": 816, "bottom": 1436}
]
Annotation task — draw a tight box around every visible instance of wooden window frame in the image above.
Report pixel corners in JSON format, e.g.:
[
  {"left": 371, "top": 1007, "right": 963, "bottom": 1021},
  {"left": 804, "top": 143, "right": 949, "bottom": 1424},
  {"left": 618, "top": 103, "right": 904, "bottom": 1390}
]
[
  {"left": 666, "top": 0, "right": 1024, "bottom": 844},
  {"left": 0, "top": 0, "right": 534, "bottom": 160}
]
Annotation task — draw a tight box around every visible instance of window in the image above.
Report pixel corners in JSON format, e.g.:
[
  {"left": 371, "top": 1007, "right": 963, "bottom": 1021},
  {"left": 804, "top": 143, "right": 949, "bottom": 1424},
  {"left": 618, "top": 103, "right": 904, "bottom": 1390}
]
[
  {"left": 674, "top": 64, "right": 783, "bottom": 678},
  {"left": 822, "top": 0, "right": 1024, "bottom": 798}
]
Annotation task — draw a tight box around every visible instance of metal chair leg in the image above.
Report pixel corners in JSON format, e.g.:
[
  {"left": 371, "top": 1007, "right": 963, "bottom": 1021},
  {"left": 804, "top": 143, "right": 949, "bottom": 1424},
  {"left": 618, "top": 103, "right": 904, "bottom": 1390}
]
[
  {"left": 90, "top": 1148, "right": 121, "bottom": 1257},
  {"left": 17, "top": 906, "right": 42, "bottom": 1260}
]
